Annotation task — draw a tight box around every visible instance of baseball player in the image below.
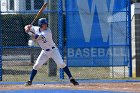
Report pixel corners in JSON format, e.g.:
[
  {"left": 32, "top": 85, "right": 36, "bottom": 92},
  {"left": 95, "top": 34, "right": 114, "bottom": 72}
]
[{"left": 24, "top": 18, "right": 79, "bottom": 86}]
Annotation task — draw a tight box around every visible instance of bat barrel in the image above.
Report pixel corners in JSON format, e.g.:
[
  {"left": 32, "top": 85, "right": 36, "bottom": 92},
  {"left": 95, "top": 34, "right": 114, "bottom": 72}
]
[{"left": 31, "top": 2, "right": 48, "bottom": 25}]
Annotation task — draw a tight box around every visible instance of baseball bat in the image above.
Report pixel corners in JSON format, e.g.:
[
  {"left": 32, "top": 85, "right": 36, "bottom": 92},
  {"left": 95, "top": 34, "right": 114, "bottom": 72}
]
[
  {"left": 31, "top": 2, "right": 48, "bottom": 25},
  {"left": 29, "top": 2, "right": 48, "bottom": 34}
]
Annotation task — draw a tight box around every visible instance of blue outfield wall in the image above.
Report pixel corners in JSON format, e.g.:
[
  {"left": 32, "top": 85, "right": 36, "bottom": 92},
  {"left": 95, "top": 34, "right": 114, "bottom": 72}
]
[{"left": 66, "top": 0, "right": 131, "bottom": 67}]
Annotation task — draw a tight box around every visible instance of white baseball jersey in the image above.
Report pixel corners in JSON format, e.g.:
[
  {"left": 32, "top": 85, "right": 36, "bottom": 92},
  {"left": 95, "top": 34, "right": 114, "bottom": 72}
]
[
  {"left": 27, "top": 26, "right": 66, "bottom": 70},
  {"left": 30, "top": 26, "right": 56, "bottom": 50}
]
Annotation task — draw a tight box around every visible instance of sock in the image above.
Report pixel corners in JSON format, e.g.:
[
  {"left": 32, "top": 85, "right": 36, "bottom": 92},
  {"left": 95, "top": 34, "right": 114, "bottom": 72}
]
[
  {"left": 29, "top": 69, "right": 37, "bottom": 81},
  {"left": 63, "top": 66, "right": 72, "bottom": 79}
]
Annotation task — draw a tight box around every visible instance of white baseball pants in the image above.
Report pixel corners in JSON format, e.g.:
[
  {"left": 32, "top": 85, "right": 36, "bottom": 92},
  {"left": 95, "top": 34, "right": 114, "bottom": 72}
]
[{"left": 33, "top": 47, "right": 66, "bottom": 70}]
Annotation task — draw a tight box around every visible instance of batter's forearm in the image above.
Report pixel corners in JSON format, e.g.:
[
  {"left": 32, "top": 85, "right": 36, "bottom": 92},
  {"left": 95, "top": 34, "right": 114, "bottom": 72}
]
[
  {"left": 30, "top": 34, "right": 42, "bottom": 42},
  {"left": 27, "top": 31, "right": 35, "bottom": 36}
]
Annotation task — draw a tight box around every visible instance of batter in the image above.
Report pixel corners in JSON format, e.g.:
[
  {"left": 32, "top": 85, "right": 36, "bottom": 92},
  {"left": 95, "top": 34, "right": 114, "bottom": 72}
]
[{"left": 24, "top": 18, "right": 79, "bottom": 86}]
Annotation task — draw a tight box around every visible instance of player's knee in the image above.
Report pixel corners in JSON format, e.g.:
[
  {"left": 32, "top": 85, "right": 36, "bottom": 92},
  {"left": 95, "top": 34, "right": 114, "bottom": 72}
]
[
  {"left": 57, "top": 62, "right": 66, "bottom": 68},
  {"left": 33, "top": 64, "right": 42, "bottom": 70}
]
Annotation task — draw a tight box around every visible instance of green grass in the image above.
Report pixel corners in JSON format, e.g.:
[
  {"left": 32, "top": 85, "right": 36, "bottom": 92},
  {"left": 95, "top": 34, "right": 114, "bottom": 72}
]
[
  {"left": 2, "top": 65, "right": 59, "bottom": 82},
  {"left": 69, "top": 67, "right": 111, "bottom": 79},
  {"left": 2, "top": 65, "right": 113, "bottom": 82}
]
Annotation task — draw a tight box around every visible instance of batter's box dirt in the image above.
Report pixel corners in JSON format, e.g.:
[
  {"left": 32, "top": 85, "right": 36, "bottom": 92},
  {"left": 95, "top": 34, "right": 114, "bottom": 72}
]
[{"left": 0, "top": 83, "right": 140, "bottom": 92}]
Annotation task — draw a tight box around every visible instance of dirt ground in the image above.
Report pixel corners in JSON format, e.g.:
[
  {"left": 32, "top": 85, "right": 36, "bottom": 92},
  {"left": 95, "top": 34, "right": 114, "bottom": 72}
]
[{"left": 0, "top": 82, "right": 140, "bottom": 92}]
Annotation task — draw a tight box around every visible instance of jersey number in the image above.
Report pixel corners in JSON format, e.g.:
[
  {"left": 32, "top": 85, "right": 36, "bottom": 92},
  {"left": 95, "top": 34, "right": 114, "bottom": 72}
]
[{"left": 41, "top": 35, "right": 47, "bottom": 43}]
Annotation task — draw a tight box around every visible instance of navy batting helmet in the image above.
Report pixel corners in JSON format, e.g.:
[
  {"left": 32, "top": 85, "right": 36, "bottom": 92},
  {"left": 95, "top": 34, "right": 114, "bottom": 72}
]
[{"left": 38, "top": 18, "right": 48, "bottom": 27}]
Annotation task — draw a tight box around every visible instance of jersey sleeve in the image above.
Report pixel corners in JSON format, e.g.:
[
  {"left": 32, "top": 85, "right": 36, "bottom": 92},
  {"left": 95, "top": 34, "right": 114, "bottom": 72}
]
[
  {"left": 30, "top": 26, "right": 36, "bottom": 33},
  {"left": 26, "top": 26, "right": 35, "bottom": 36},
  {"left": 31, "top": 26, "right": 42, "bottom": 41}
]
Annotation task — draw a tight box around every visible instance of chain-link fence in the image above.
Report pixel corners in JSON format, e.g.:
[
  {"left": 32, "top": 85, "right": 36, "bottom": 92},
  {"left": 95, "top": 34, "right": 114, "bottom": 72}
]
[
  {"left": 0, "top": 0, "right": 131, "bottom": 82},
  {"left": 1, "top": 0, "right": 61, "bottom": 82},
  {"left": 65, "top": 0, "right": 131, "bottom": 79}
]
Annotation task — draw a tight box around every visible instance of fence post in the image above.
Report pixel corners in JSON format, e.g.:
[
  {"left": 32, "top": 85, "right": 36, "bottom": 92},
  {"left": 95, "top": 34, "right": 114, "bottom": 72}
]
[
  {"left": 128, "top": 0, "right": 132, "bottom": 77},
  {"left": 0, "top": 3, "right": 2, "bottom": 81},
  {"left": 58, "top": 0, "right": 64, "bottom": 79}
]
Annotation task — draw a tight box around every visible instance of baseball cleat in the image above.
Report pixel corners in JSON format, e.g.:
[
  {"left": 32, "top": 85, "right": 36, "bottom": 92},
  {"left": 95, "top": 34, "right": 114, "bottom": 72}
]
[
  {"left": 25, "top": 81, "right": 32, "bottom": 86},
  {"left": 70, "top": 78, "right": 79, "bottom": 85}
]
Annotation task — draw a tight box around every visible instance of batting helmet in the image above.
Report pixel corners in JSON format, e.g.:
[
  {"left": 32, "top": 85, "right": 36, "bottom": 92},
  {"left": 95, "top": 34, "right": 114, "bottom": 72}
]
[{"left": 38, "top": 18, "right": 48, "bottom": 27}]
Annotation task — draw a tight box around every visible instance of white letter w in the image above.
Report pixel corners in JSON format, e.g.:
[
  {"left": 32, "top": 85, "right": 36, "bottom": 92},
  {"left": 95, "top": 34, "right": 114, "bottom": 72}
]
[{"left": 77, "top": 0, "right": 114, "bottom": 42}]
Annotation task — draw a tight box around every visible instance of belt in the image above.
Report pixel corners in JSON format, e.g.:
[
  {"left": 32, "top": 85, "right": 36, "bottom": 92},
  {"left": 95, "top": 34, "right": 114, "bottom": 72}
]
[{"left": 45, "top": 47, "right": 55, "bottom": 51}]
